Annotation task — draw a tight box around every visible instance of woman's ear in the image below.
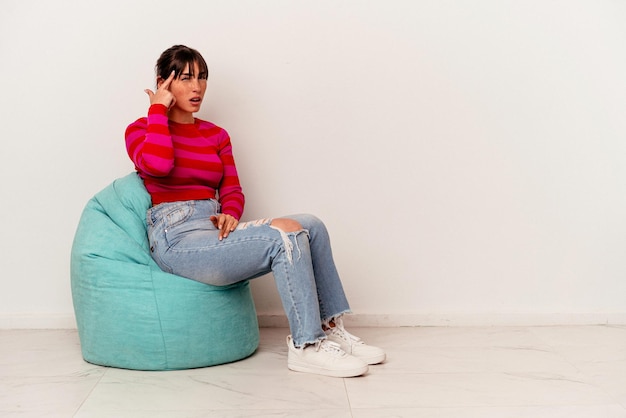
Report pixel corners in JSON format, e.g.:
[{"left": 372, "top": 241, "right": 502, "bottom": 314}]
[{"left": 156, "top": 77, "right": 163, "bottom": 88}]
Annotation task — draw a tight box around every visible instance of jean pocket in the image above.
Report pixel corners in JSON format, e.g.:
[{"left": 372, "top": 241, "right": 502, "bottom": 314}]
[{"left": 164, "top": 202, "right": 194, "bottom": 229}]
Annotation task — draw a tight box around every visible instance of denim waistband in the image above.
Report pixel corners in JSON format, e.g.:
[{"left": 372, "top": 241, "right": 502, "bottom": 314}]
[{"left": 146, "top": 199, "right": 220, "bottom": 227}]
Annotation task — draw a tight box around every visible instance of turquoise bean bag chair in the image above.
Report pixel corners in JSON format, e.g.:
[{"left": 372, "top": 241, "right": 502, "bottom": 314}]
[{"left": 70, "top": 173, "right": 259, "bottom": 370}]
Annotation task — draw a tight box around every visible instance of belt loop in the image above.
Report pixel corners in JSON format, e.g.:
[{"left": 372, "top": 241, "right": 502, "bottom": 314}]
[{"left": 146, "top": 206, "right": 156, "bottom": 227}]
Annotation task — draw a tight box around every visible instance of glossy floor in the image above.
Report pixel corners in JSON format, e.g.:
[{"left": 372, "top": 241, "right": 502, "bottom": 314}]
[{"left": 1, "top": 325, "right": 626, "bottom": 417}]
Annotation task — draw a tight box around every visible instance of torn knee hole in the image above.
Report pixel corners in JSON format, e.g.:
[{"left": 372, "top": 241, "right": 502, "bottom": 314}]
[{"left": 270, "top": 218, "right": 302, "bottom": 233}]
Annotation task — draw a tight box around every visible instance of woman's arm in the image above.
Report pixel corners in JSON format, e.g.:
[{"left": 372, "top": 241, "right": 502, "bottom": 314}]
[
  {"left": 217, "top": 133, "right": 245, "bottom": 220},
  {"left": 125, "top": 71, "right": 177, "bottom": 177},
  {"left": 125, "top": 104, "right": 175, "bottom": 177},
  {"left": 211, "top": 134, "right": 245, "bottom": 241}
]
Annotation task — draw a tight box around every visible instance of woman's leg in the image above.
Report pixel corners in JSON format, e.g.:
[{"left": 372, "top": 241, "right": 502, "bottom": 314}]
[
  {"left": 263, "top": 218, "right": 329, "bottom": 346},
  {"left": 285, "top": 214, "right": 386, "bottom": 365},
  {"left": 286, "top": 214, "right": 351, "bottom": 321},
  {"left": 148, "top": 202, "right": 376, "bottom": 375},
  {"left": 147, "top": 201, "right": 327, "bottom": 347}
]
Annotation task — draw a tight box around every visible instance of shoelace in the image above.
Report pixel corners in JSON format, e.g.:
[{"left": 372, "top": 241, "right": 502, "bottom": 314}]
[
  {"left": 331, "top": 323, "right": 363, "bottom": 345},
  {"left": 315, "top": 339, "right": 345, "bottom": 355}
]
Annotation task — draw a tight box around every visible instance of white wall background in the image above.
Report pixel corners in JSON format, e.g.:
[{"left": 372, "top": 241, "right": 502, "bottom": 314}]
[{"left": 1, "top": 0, "right": 625, "bottom": 328}]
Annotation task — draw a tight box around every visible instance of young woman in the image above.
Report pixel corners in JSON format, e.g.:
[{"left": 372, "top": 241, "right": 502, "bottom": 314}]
[{"left": 125, "top": 45, "right": 385, "bottom": 377}]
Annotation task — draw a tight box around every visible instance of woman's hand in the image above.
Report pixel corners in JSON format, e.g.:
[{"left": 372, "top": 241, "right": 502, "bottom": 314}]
[
  {"left": 210, "top": 214, "right": 239, "bottom": 240},
  {"left": 144, "top": 70, "right": 176, "bottom": 108}
]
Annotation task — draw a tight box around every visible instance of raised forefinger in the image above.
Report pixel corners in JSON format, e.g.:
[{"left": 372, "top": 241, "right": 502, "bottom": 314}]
[{"left": 160, "top": 70, "right": 176, "bottom": 89}]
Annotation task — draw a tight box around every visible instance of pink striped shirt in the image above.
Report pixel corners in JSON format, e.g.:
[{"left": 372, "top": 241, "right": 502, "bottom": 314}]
[{"left": 125, "top": 104, "right": 245, "bottom": 219}]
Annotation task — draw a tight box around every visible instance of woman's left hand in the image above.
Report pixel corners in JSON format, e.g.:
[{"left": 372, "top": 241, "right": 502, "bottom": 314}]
[{"left": 210, "top": 214, "right": 239, "bottom": 240}]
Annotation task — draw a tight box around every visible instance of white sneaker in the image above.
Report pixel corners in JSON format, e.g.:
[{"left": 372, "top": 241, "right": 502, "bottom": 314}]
[
  {"left": 325, "top": 319, "right": 386, "bottom": 365},
  {"left": 286, "top": 336, "right": 369, "bottom": 377}
]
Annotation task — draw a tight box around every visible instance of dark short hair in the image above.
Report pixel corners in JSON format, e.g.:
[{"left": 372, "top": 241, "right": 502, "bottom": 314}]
[{"left": 155, "top": 45, "right": 209, "bottom": 82}]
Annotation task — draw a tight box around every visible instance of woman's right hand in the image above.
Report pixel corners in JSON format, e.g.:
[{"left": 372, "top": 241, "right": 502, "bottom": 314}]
[{"left": 144, "top": 70, "right": 176, "bottom": 108}]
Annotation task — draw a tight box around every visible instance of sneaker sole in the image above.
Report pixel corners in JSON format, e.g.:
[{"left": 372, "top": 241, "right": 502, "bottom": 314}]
[
  {"left": 288, "top": 361, "right": 368, "bottom": 378},
  {"left": 354, "top": 352, "right": 386, "bottom": 365}
]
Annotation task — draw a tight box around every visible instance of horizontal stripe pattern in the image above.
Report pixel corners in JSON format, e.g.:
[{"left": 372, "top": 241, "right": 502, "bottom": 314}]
[{"left": 125, "top": 104, "right": 245, "bottom": 219}]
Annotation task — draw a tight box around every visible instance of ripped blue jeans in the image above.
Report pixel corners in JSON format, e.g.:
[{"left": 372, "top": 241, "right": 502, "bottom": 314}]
[{"left": 146, "top": 199, "right": 351, "bottom": 347}]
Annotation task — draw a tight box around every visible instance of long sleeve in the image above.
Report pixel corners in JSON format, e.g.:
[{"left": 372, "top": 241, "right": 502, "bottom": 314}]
[
  {"left": 125, "top": 104, "right": 175, "bottom": 177},
  {"left": 216, "top": 134, "right": 245, "bottom": 219}
]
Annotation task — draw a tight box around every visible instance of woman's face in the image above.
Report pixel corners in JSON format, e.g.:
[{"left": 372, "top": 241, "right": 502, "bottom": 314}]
[{"left": 161, "top": 61, "right": 207, "bottom": 120}]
